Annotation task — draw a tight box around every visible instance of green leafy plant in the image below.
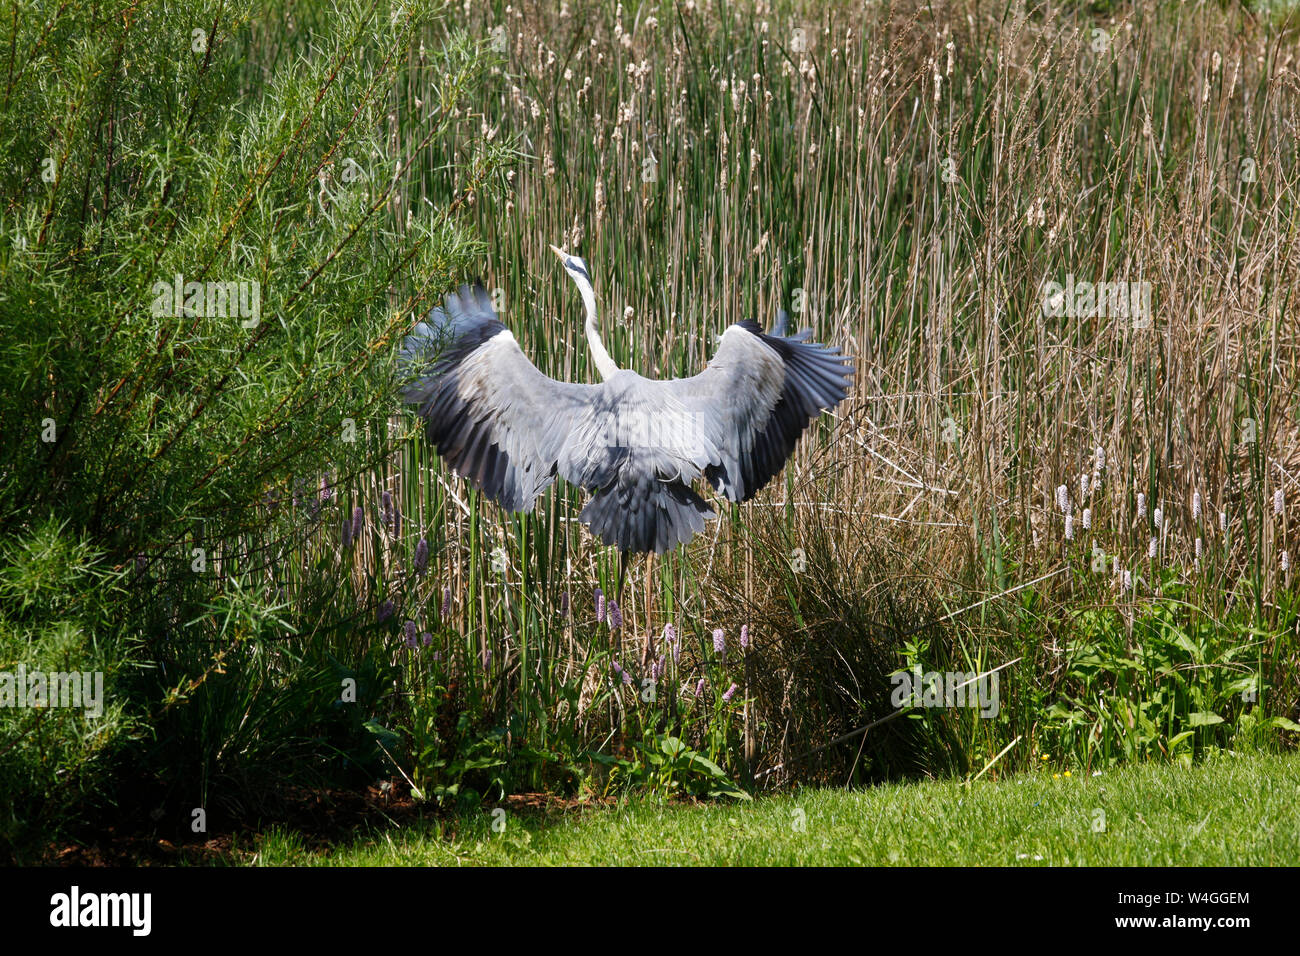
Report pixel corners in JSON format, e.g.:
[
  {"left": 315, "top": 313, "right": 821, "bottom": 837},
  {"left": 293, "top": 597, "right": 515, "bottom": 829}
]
[
  {"left": 1043, "top": 577, "right": 1298, "bottom": 768},
  {"left": 594, "top": 731, "right": 751, "bottom": 801}
]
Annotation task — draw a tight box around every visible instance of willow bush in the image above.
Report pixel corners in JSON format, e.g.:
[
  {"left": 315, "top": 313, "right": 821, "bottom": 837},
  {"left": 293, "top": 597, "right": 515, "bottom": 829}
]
[{"left": 0, "top": 0, "right": 506, "bottom": 855}]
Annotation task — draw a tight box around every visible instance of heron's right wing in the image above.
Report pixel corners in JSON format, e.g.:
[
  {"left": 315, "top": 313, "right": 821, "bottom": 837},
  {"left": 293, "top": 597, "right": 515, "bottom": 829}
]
[{"left": 399, "top": 284, "right": 596, "bottom": 512}]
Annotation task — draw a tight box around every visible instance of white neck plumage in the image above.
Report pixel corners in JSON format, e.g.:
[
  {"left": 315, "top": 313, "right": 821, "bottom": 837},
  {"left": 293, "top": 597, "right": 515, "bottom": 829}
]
[{"left": 576, "top": 273, "right": 620, "bottom": 381}]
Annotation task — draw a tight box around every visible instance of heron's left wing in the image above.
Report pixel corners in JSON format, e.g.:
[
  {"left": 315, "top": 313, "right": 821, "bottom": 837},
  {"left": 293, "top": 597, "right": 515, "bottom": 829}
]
[
  {"left": 662, "top": 319, "right": 854, "bottom": 502},
  {"left": 399, "top": 284, "right": 596, "bottom": 512}
]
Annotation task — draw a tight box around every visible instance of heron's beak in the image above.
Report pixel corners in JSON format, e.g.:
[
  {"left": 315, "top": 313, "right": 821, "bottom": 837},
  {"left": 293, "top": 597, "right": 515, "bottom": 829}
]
[{"left": 548, "top": 244, "right": 568, "bottom": 260}]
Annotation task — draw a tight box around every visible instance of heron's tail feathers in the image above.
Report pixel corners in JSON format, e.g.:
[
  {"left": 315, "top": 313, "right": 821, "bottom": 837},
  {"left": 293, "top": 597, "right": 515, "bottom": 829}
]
[{"left": 580, "top": 478, "right": 714, "bottom": 555}]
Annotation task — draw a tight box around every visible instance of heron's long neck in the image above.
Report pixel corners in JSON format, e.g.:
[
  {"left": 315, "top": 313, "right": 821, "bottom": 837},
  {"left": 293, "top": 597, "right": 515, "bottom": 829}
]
[{"left": 579, "top": 278, "right": 620, "bottom": 380}]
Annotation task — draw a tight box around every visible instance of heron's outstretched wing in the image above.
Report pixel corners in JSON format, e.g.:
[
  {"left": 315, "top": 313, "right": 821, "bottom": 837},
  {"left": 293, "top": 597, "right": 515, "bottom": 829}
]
[
  {"left": 399, "top": 284, "right": 596, "bottom": 512},
  {"left": 663, "top": 318, "right": 854, "bottom": 502}
]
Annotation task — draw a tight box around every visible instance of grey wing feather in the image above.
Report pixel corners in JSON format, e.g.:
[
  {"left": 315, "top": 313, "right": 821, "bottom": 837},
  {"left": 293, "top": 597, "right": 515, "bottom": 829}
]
[
  {"left": 664, "top": 319, "right": 854, "bottom": 502},
  {"left": 772, "top": 309, "right": 791, "bottom": 337},
  {"left": 399, "top": 283, "right": 596, "bottom": 512}
]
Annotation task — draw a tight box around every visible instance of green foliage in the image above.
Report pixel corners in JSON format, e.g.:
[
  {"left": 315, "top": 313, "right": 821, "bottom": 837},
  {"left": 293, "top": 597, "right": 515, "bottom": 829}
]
[
  {"left": 0, "top": 0, "right": 506, "bottom": 846},
  {"left": 1043, "top": 574, "right": 1299, "bottom": 767},
  {"left": 382, "top": 611, "right": 750, "bottom": 803},
  {"left": 398, "top": 716, "right": 511, "bottom": 809},
  {"left": 596, "top": 732, "right": 751, "bottom": 801},
  {"left": 0, "top": 520, "right": 140, "bottom": 859}
]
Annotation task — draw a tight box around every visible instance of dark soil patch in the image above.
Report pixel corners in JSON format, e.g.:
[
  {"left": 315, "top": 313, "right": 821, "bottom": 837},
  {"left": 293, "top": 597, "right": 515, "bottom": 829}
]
[{"left": 36, "top": 780, "right": 609, "bottom": 866}]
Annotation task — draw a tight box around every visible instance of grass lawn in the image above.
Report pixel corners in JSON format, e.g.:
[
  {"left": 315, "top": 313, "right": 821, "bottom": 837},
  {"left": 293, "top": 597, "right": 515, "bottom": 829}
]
[{"left": 243, "top": 752, "right": 1300, "bottom": 866}]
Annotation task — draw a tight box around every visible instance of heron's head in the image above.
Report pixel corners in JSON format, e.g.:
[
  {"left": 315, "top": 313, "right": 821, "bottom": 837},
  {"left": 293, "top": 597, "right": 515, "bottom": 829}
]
[{"left": 549, "top": 244, "right": 591, "bottom": 285}]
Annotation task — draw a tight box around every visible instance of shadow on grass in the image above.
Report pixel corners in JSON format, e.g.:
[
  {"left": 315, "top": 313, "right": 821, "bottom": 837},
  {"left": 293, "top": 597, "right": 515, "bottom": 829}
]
[{"left": 33, "top": 781, "right": 620, "bottom": 866}]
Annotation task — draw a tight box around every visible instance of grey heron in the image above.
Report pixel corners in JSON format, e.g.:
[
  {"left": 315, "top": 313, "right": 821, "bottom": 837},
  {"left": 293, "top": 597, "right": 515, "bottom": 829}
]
[{"left": 399, "top": 246, "right": 854, "bottom": 561}]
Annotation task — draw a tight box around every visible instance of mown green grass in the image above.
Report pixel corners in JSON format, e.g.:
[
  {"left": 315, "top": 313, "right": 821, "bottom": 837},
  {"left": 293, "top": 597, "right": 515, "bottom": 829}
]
[{"left": 244, "top": 751, "right": 1299, "bottom": 866}]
